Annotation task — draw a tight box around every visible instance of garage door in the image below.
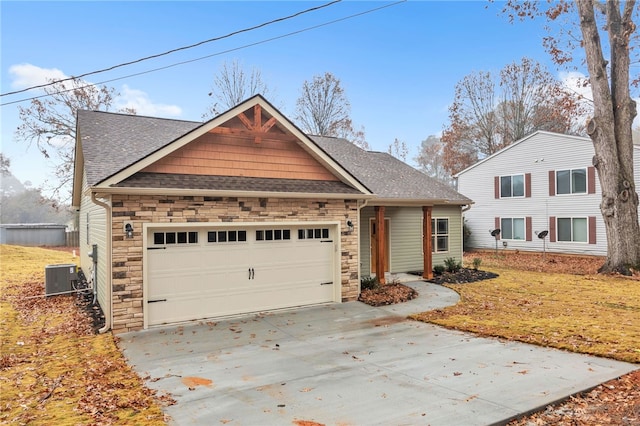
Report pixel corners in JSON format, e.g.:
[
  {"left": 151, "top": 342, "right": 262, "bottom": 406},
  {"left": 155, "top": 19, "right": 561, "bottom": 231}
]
[{"left": 146, "top": 224, "right": 337, "bottom": 326}]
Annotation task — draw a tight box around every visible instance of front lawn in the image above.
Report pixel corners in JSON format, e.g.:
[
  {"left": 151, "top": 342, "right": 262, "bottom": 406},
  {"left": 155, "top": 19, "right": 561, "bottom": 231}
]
[
  {"left": 0, "top": 245, "right": 169, "bottom": 425},
  {"left": 412, "top": 254, "right": 639, "bottom": 363}
]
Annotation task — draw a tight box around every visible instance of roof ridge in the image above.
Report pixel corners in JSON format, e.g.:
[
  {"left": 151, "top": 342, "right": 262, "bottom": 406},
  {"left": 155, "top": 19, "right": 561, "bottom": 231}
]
[{"left": 78, "top": 109, "right": 202, "bottom": 125}]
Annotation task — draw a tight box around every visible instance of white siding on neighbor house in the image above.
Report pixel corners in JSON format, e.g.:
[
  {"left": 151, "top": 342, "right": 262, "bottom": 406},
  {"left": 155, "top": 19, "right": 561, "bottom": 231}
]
[
  {"left": 79, "top": 171, "right": 109, "bottom": 311},
  {"left": 457, "top": 132, "right": 614, "bottom": 256},
  {"left": 360, "top": 205, "right": 463, "bottom": 275}
]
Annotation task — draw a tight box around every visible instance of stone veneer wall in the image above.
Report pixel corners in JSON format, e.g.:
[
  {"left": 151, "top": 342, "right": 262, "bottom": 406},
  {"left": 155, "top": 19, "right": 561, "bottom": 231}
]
[{"left": 110, "top": 195, "right": 360, "bottom": 333}]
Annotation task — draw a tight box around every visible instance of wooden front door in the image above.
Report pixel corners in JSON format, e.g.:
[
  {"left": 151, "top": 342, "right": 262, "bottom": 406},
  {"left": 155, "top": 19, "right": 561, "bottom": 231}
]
[{"left": 370, "top": 218, "right": 390, "bottom": 273}]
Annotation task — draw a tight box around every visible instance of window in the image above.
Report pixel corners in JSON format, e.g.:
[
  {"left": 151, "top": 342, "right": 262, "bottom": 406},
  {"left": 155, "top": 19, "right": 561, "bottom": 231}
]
[
  {"left": 556, "top": 168, "right": 587, "bottom": 195},
  {"left": 298, "top": 228, "right": 330, "bottom": 240},
  {"left": 431, "top": 218, "right": 449, "bottom": 253},
  {"left": 154, "top": 231, "right": 198, "bottom": 245},
  {"left": 557, "top": 218, "right": 587, "bottom": 242},
  {"left": 500, "top": 174, "right": 525, "bottom": 198},
  {"left": 256, "top": 229, "right": 291, "bottom": 241},
  {"left": 207, "top": 230, "right": 247, "bottom": 243},
  {"left": 500, "top": 218, "right": 525, "bottom": 240}
]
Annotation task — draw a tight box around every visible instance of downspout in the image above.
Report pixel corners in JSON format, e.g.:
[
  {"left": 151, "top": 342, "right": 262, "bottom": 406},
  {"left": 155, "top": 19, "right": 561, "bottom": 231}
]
[
  {"left": 356, "top": 199, "right": 369, "bottom": 292},
  {"left": 91, "top": 192, "right": 112, "bottom": 334},
  {"left": 461, "top": 204, "right": 472, "bottom": 258}
]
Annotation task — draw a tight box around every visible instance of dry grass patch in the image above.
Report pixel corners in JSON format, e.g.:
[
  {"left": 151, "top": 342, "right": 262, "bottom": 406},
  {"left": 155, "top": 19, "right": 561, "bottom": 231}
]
[
  {"left": 413, "top": 266, "right": 639, "bottom": 363},
  {"left": 0, "top": 245, "right": 170, "bottom": 425}
]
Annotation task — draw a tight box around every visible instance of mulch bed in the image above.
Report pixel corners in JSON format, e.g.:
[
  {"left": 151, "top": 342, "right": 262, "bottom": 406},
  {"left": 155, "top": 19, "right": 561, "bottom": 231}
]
[
  {"left": 358, "top": 283, "right": 418, "bottom": 306},
  {"left": 358, "top": 268, "right": 499, "bottom": 307},
  {"left": 426, "top": 268, "right": 499, "bottom": 285}
]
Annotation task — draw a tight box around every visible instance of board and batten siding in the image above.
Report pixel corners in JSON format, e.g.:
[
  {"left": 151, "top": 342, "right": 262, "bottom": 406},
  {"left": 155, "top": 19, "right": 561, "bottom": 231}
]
[
  {"left": 79, "top": 170, "right": 109, "bottom": 311},
  {"left": 457, "top": 132, "right": 610, "bottom": 256},
  {"left": 360, "top": 205, "right": 463, "bottom": 276}
]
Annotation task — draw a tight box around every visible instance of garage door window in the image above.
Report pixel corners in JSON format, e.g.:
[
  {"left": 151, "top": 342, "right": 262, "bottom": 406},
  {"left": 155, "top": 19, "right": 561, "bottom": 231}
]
[
  {"left": 298, "top": 228, "right": 330, "bottom": 240},
  {"left": 154, "top": 231, "right": 198, "bottom": 245},
  {"left": 256, "top": 229, "right": 291, "bottom": 241},
  {"left": 208, "top": 230, "right": 247, "bottom": 243}
]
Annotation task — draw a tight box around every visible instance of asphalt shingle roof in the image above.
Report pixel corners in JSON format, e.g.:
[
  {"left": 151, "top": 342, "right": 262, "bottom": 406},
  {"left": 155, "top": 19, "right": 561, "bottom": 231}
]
[
  {"left": 78, "top": 110, "right": 201, "bottom": 187},
  {"left": 311, "top": 136, "right": 471, "bottom": 203},
  {"left": 77, "top": 110, "right": 471, "bottom": 203},
  {"left": 115, "top": 173, "right": 363, "bottom": 195}
]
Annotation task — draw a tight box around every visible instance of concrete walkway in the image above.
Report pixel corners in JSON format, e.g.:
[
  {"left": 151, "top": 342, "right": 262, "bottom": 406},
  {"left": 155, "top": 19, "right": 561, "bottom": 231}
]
[{"left": 119, "top": 280, "right": 637, "bottom": 426}]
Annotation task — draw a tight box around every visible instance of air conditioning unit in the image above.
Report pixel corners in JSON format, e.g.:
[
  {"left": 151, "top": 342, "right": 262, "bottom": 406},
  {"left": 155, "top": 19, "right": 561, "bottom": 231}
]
[{"left": 45, "top": 264, "right": 77, "bottom": 296}]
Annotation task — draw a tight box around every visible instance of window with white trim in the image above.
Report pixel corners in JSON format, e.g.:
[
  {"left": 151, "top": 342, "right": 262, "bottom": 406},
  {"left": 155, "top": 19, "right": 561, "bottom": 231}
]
[
  {"left": 556, "top": 168, "right": 587, "bottom": 195},
  {"left": 557, "top": 218, "right": 588, "bottom": 242},
  {"left": 500, "top": 174, "right": 525, "bottom": 198},
  {"left": 500, "top": 218, "right": 525, "bottom": 240},
  {"left": 431, "top": 218, "right": 449, "bottom": 253}
]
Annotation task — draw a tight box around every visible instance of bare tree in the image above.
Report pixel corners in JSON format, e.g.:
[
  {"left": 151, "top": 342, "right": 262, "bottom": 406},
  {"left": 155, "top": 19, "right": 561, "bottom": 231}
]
[
  {"left": 387, "top": 138, "right": 409, "bottom": 162},
  {"left": 15, "top": 78, "right": 135, "bottom": 200},
  {"left": 501, "top": 1, "right": 640, "bottom": 274},
  {"left": 295, "top": 72, "right": 369, "bottom": 149},
  {"left": 0, "top": 154, "right": 10, "bottom": 176},
  {"left": 441, "top": 57, "right": 586, "bottom": 175},
  {"left": 203, "top": 59, "right": 273, "bottom": 119},
  {"left": 415, "top": 135, "right": 453, "bottom": 185}
]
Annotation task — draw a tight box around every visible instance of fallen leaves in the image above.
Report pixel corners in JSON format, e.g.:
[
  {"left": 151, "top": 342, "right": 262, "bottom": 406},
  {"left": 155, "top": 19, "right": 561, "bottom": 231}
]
[
  {"left": 0, "top": 245, "right": 168, "bottom": 425},
  {"left": 508, "top": 370, "right": 640, "bottom": 426},
  {"left": 413, "top": 250, "right": 640, "bottom": 426},
  {"left": 358, "top": 283, "right": 417, "bottom": 306}
]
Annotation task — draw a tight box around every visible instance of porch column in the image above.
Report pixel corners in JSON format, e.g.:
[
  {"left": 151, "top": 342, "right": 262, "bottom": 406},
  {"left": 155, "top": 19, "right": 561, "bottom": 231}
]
[
  {"left": 422, "top": 206, "right": 433, "bottom": 279},
  {"left": 375, "top": 206, "right": 386, "bottom": 284}
]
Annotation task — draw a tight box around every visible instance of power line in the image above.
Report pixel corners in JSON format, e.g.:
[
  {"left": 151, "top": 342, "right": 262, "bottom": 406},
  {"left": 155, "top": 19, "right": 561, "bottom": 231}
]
[
  {"left": 1, "top": 0, "right": 342, "bottom": 97},
  {"left": 1, "top": 1, "right": 406, "bottom": 107}
]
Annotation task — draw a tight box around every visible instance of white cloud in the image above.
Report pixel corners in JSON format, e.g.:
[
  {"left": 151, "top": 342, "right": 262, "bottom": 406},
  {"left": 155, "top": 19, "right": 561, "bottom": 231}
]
[
  {"left": 8, "top": 64, "right": 182, "bottom": 118},
  {"left": 558, "top": 71, "right": 593, "bottom": 103},
  {"left": 116, "top": 85, "right": 182, "bottom": 117},
  {"left": 9, "top": 63, "right": 68, "bottom": 89}
]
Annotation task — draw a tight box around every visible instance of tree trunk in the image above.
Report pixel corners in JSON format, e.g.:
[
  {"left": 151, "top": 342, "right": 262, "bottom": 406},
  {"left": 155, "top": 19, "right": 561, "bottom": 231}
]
[{"left": 577, "top": 0, "right": 640, "bottom": 275}]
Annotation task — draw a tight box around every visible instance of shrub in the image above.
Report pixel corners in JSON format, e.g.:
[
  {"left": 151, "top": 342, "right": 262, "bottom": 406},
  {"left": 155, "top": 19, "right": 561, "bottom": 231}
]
[
  {"left": 444, "top": 257, "right": 462, "bottom": 273},
  {"left": 472, "top": 258, "right": 482, "bottom": 270},
  {"left": 361, "top": 275, "right": 378, "bottom": 290},
  {"left": 433, "top": 265, "right": 446, "bottom": 275}
]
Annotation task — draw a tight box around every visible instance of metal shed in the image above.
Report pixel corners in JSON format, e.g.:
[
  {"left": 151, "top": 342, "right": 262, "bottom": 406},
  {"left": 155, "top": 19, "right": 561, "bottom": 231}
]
[{"left": 0, "top": 224, "right": 68, "bottom": 246}]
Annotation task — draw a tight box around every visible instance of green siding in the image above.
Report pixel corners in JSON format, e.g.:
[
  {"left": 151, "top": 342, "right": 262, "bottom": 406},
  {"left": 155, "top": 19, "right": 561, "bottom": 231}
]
[
  {"left": 359, "top": 205, "right": 463, "bottom": 276},
  {"left": 79, "top": 171, "right": 108, "bottom": 312},
  {"left": 432, "top": 205, "right": 463, "bottom": 269}
]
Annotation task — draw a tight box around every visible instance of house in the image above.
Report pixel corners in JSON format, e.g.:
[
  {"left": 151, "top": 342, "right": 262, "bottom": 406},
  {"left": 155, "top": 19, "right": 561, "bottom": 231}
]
[
  {"left": 455, "top": 130, "right": 640, "bottom": 256},
  {"left": 72, "top": 95, "right": 471, "bottom": 333}
]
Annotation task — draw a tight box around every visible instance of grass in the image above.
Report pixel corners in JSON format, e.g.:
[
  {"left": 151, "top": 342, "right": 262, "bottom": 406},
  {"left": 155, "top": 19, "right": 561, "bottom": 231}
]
[
  {"left": 0, "top": 245, "right": 168, "bottom": 425},
  {"left": 412, "top": 257, "right": 640, "bottom": 364}
]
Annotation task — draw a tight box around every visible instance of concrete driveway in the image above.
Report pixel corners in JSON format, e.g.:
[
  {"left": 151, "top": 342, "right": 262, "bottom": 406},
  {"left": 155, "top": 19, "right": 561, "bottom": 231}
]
[{"left": 118, "top": 281, "right": 637, "bottom": 426}]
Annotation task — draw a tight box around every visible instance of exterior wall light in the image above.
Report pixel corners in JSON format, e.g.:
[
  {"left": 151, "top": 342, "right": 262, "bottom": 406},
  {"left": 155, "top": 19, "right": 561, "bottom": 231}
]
[
  {"left": 125, "top": 223, "right": 134, "bottom": 239},
  {"left": 346, "top": 220, "right": 354, "bottom": 233}
]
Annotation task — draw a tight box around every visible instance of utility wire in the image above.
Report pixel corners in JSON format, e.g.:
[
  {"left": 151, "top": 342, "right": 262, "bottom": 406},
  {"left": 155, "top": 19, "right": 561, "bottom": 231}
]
[
  {"left": 1, "top": 0, "right": 342, "bottom": 97},
  {"left": 1, "top": 1, "right": 406, "bottom": 107}
]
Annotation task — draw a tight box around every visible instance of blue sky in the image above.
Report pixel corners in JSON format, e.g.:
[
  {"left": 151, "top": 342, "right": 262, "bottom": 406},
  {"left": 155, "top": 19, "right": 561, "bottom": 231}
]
[{"left": 1, "top": 1, "right": 572, "bottom": 193}]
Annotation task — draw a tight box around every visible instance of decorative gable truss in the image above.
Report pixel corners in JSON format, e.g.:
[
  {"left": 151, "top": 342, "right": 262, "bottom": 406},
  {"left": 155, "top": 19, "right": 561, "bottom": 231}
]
[{"left": 98, "top": 95, "right": 370, "bottom": 196}]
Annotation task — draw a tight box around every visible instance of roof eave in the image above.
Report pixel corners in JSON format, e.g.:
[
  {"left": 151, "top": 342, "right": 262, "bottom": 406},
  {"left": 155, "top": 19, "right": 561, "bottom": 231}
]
[
  {"left": 366, "top": 198, "right": 473, "bottom": 207},
  {"left": 87, "top": 185, "right": 373, "bottom": 200}
]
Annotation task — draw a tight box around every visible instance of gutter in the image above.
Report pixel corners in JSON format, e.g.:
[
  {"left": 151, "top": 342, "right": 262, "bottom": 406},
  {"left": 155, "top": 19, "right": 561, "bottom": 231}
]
[
  {"left": 91, "top": 192, "right": 112, "bottom": 334},
  {"left": 87, "top": 186, "right": 373, "bottom": 200}
]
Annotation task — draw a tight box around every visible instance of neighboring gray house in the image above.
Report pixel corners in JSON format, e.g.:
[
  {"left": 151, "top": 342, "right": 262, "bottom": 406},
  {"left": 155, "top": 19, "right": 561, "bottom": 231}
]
[
  {"left": 72, "top": 95, "right": 471, "bottom": 333},
  {"left": 456, "top": 131, "right": 640, "bottom": 256}
]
